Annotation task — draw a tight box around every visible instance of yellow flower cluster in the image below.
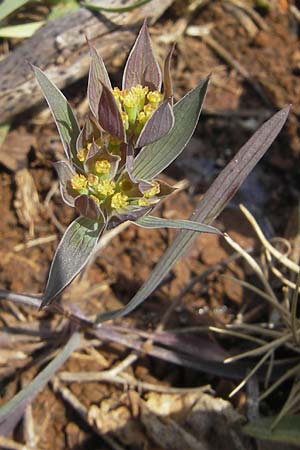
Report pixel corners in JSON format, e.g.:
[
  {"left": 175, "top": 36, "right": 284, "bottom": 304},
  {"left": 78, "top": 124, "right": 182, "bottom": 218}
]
[
  {"left": 113, "top": 84, "right": 163, "bottom": 134},
  {"left": 70, "top": 158, "right": 161, "bottom": 213}
]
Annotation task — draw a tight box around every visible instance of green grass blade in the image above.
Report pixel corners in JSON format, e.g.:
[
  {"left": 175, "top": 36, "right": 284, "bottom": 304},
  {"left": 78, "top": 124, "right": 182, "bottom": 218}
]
[
  {"left": 0, "top": 21, "right": 45, "bottom": 38},
  {"left": 0, "top": 0, "right": 31, "bottom": 22},
  {"left": 133, "top": 77, "right": 209, "bottom": 180},
  {"left": 33, "top": 66, "right": 80, "bottom": 162},
  {"left": 134, "top": 215, "right": 222, "bottom": 235},
  {"left": 0, "top": 331, "right": 81, "bottom": 435},
  {"left": 243, "top": 416, "right": 300, "bottom": 445},
  {"left": 82, "top": 0, "right": 152, "bottom": 13},
  {"left": 96, "top": 106, "right": 290, "bottom": 323}
]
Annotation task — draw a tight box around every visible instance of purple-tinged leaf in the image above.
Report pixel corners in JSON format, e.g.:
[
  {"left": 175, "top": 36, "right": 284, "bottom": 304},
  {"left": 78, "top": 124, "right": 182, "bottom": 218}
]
[
  {"left": 96, "top": 105, "right": 290, "bottom": 322},
  {"left": 136, "top": 100, "right": 174, "bottom": 148},
  {"left": 53, "top": 161, "right": 76, "bottom": 207},
  {"left": 88, "top": 45, "right": 112, "bottom": 119},
  {"left": 75, "top": 195, "right": 103, "bottom": 221},
  {"left": 98, "top": 84, "right": 126, "bottom": 142},
  {"left": 163, "top": 44, "right": 175, "bottom": 103},
  {"left": 134, "top": 215, "right": 222, "bottom": 235},
  {"left": 0, "top": 331, "right": 80, "bottom": 436},
  {"left": 41, "top": 216, "right": 104, "bottom": 308},
  {"left": 122, "top": 19, "right": 162, "bottom": 91},
  {"left": 33, "top": 66, "right": 80, "bottom": 163},
  {"left": 133, "top": 76, "right": 210, "bottom": 180}
]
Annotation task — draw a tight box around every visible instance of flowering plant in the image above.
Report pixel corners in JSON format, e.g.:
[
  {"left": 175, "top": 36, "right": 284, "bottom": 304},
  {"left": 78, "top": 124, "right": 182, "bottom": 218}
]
[{"left": 34, "top": 20, "right": 220, "bottom": 308}]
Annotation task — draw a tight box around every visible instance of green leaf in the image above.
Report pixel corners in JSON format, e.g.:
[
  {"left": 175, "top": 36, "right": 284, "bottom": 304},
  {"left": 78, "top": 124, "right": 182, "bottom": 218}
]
[
  {"left": 0, "top": 21, "right": 45, "bottom": 38},
  {"left": 133, "top": 76, "right": 209, "bottom": 180},
  {"left": 0, "top": 331, "right": 80, "bottom": 435},
  {"left": 33, "top": 66, "right": 80, "bottom": 162},
  {"left": 48, "top": 0, "right": 80, "bottom": 20},
  {"left": 82, "top": 0, "right": 152, "bottom": 13},
  {"left": 0, "top": 0, "right": 31, "bottom": 22},
  {"left": 41, "top": 217, "right": 104, "bottom": 308},
  {"left": 243, "top": 416, "right": 300, "bottom": 445},
  {"left": 96, "top": 106, "right": 290, "bottom": 323},
  {"left": 134, "top": 215, "right": 222, "bottom": 235}
]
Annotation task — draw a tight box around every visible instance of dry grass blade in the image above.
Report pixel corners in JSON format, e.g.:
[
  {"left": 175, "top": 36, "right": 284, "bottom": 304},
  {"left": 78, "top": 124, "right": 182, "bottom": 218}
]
[
  {"left": 259, "top": 363, "right": 300, "bottom": 401},
  {"left": 240, "top": 204, "right": 300, "bottom": 274}
]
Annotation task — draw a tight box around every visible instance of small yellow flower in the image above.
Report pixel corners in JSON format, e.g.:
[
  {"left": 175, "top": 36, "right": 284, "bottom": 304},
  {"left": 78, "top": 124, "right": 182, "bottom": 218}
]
[
  {"left": 71, "top": 174, "right": 88, "bottom": 191},
  {"left": 77, "top": 148, "right": 87, "bottom": 162},
  {"left": 95, "top": 159, "right": 111, "bottom": 174},
  {"left": 96, "top": 179, "right": 116, "bottom": 196},
  {"left": 138, "top": 197, "right": 149, "bottom": 206},
  {"left": 144, "top": 181, "right": 160, "bottom": 198},
  {"left": 121, "top": 111, "right": 129, "bottom": 130},
  {"left": 111, "top": 192, "right": 128, "bottom": 209},
  {"left": 147, "top": 90, "right": 163, "bottom": 106},
  {"left": 87, "top": 174, "right": 98, "bottom": 186}
]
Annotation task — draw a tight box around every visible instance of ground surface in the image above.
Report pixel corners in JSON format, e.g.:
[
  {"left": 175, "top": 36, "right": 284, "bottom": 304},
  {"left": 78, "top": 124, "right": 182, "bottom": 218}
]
[{"left": 1, "top": 1, "right": 300, "bottom": 449}]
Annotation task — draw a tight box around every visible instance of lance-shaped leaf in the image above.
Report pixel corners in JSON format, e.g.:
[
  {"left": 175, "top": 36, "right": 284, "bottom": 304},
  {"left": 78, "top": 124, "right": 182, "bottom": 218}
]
[
  {"left": 122, "top": 19, "right": 162, "bottom": 91},
  {"left": 136, "top": 100, "right": 174, "bottom": 148},
  {"left": 33, "top": 66, "right": 80, "bottom": 162},
  {"left": 41, "top": 217, "right": 104, "bottom": 308},
  {"left": 0, "top": 331, "right": 80, "bottom": 436},
  {"left": 96, "top": 106, "right": 290, "bottom": 322},
  {"left": 133, "top": 76, "right": 209, "bottom": 180},
  {"left": 98, "top": 84, "right": 126, "bottom": 142},
  {"left": 88, "top": 45, "right": 112, "bottom": 119},
  {"left": 134, "top": 215, "right": 222, "bottom": 235}
]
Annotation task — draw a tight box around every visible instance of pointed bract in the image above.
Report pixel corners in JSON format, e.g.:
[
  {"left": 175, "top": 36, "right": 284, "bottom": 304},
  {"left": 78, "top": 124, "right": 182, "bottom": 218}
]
[
  {"left": 41, "top": 217, "right": 104, "bottom": 308},
  {"left": 88, "top": 45, "right": 112, "bottom": 119},
  {"left": 133, "top": 76, "right": 210, "bottom": 180},
  {"left": 136, "top": 100, "right": 174, "bottom": 148},
  {"left": 98, "top": 83, "right": 126, "bottom": 142},
  {"left": 122, "top": 19, "right": 162, "bottom": 91},
  {"left": 33, "top": 65, "right": 80, "bottom": 163},
  {"left": 75, "top": 195, "right": 103, "bottom": 221}
]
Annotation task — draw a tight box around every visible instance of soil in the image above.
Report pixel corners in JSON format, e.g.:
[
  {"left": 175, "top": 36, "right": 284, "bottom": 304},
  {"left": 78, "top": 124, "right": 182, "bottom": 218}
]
[{"left": 1, "top": 1, "right": 300, "bottom": 449}]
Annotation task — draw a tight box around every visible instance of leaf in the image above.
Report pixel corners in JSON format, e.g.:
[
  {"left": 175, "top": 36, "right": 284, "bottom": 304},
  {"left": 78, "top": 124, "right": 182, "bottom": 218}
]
[
  {"left": 96, "top": 106, "right": 290, "bottom": 322},
  {"left": 98, "top": 83, "right": 126, "bottom": 142},
  {"left": 136, "top": 101, "right": 174, "bottom": 148},
  {"left": 82, "top": 0, "right": 152, "bottom": 14},
  {"left": 48, "top": 0, "right": 79, "bottom": 20},
  {"left": 88, "top": 45, "right": 112, "bottom": 119},
  {"left": 133, "top": 76, "right": 209, "bottom": 180},
  {"left": 134, "top": 215, "right": 222, "bottom": 235},
  {"left": 33, "top": 66, "right": 80, "bottom": 162},
  {"left": 41, "top": 217, "right": 104, "bottom": 308},
  {"left": 0, "top": 0, "right": 31, "bottom": 22},
  {"left": 122, "top": 18, "right": 162, "bottom": 91},
  {"left": 0, "top": 331, "right": 80, "bottom": 436},
  {"left": 243, "top": 416, "right": 300, "bottom": 445},
  {"left": 0, "top": 21, "right": 45, "bottom": 38}
]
